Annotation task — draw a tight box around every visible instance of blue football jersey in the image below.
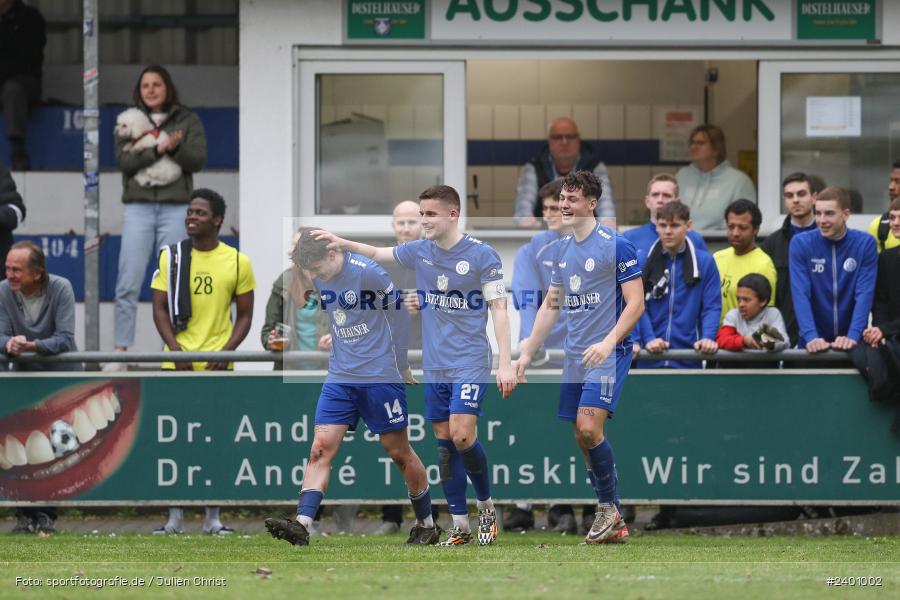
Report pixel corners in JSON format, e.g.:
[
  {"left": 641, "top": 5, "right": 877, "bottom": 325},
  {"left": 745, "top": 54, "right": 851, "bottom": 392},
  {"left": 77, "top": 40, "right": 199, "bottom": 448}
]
[
  {"left": 393, "top": 234, "right": 504, "bottom": 370},
  {"left": 550, "top": 223, "right": 642, "bottom": 356},
  {"left": 512, "top": 230, "right": 567, "bottom": 350},
  {"left": 314, "top": 253, "right": 408, "bottom": 384}
]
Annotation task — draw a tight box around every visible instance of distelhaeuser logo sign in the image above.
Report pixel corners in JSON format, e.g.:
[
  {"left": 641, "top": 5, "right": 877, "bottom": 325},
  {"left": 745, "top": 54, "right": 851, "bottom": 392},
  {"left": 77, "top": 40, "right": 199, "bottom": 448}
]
[{"left": 346, "top": 0, "right": 427, "bottom": 39}]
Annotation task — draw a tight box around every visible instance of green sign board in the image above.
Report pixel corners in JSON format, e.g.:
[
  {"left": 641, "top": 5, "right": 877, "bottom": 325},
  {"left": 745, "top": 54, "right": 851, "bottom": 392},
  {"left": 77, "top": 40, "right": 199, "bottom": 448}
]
[
  {"left": 1, "top": 373, "right": 897, "bottom": 505},
  {"left": 346, "top": 0, "right": 426, "bottom": 40},
  {"left": 797, "top": 0, "right": 876, "bottom": 40}
]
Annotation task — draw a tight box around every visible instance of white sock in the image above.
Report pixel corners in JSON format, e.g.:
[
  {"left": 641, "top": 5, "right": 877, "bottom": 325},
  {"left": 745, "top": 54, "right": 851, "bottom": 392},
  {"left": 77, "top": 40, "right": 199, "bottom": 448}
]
[
  {"left": 476, "top": 498, "right": 494, "bottom": 512},
  {"left": 516, "top": 502, "right": 532, "bottom": 510},
  {"left": 297, "top": 515, "right": 313, "bottom": 529},
  {"left": 204, "top": 506, "right": 222, "bottom": 527},
  {"left": 418, "top": 515, "right": 435, "bottom": 528},
  {"left": 452, "top": 514, "right": 470, "bottom": 533},
  {"left": 167, "top": 507, "right": 184, "bottom": 528}
]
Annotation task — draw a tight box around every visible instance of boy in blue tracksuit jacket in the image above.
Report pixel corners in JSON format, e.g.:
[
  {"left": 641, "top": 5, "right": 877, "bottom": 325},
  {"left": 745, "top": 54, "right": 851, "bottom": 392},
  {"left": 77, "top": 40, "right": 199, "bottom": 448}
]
[
  {"left": 623, "top": 174, "right": 708, "bottom": 349},
  {"left": 789, "top": 186, "right": 878, "bottom": 352},
  {"left": 637, "top": 202, "right": 721, "bottom": 368}
]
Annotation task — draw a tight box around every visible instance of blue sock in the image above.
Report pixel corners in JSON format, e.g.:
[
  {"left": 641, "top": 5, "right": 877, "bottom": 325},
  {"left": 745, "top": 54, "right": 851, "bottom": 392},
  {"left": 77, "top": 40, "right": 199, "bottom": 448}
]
[
  {"left": 437, "top": 439, "right": 468, "bottom": 515},
  {"left": 296, "top": 488, "right": 324, "bottom": 520},
  {"left": 460, "top": 440, "right": 491, "bottom": 502},
  {"left": 409, "top": 485, "right": 433, "bottom": 523},
  {"left": 587, "top": 440, "right": 617, "bottom": 504},
  {"left": 612, "top": 463, "right": 622, "bottom": 513}
]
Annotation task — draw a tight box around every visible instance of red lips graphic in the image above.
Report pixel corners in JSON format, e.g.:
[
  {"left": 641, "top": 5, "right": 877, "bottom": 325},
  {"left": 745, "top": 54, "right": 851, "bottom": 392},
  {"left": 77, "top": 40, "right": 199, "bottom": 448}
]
[{"left": 0, "top": 379, "right": 140, "bottom": 501}]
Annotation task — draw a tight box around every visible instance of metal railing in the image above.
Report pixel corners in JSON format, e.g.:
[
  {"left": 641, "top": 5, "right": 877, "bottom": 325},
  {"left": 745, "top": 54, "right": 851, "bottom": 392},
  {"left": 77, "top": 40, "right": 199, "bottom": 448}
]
[{"left": 3, "top": 348, "right": 852, "bottom": 366}]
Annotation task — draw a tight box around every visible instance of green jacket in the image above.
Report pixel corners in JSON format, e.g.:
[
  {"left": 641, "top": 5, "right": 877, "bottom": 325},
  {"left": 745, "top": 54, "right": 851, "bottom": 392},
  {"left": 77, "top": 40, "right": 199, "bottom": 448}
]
[
  {"left": 261, "top": 268, "right": 330, "bottom": 370},
  {"left": 115, "top": 105, "right": 207, "bottom": 204}
]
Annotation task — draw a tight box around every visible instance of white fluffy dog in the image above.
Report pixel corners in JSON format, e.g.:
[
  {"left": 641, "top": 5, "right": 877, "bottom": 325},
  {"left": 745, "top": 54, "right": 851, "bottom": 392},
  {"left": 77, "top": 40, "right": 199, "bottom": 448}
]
[{"left": 115, "top": 107, "right": 183, "bottom": 188}]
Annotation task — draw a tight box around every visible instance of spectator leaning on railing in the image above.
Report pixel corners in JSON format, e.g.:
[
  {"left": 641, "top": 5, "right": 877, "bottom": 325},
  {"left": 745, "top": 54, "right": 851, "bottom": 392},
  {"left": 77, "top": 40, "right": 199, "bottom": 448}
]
[
  {"left": 760, "top": 172, "right": 820, "bottom": 347},
  {"left": 636, "top": 202, "right": 721, "bottom": 369},
  {"left": 789, "top": 186, "right": 877, "bottom": 353},
  {"left": 1, "top": 241, "right": 80, "bottom": 535},
  {"left": 716, "top": 273, "right": 788, "bottom": 353},
  {"left": 854, "top": 197, "right": 900, "bottom": 431},
  {"left": 149, "top": 188, "right": 254, "bottom": 536},
  {"left": 1, "top": 240, "right": 80, "bottom": 372}
]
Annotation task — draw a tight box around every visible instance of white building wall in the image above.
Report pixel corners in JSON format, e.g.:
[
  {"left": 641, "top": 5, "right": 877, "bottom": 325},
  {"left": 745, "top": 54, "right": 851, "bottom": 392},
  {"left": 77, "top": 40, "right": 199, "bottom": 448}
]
[{"left": 238, "top": 0, "right": 343, "bottom": 358}]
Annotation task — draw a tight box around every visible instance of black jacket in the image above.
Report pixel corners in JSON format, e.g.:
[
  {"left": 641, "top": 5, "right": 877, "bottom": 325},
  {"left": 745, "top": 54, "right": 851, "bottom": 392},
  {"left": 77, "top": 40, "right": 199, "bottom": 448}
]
[
  {"left": 0, "top": 162, "right": 26, "bottom": 280},
  {"left": 0, "top": 0, "right": 46, "bottom": 83},
  {"left": 760, "top": 215, "right": 806, "bottom": 346},
  {"left": 873, "top": 247, "right": 900, "bottom": 338}
]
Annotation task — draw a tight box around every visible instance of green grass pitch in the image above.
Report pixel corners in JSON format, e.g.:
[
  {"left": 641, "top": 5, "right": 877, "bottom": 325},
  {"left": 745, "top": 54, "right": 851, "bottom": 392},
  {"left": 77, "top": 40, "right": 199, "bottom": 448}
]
[{"left": 1, "top": 532, "right": 897, "bottom": 599}]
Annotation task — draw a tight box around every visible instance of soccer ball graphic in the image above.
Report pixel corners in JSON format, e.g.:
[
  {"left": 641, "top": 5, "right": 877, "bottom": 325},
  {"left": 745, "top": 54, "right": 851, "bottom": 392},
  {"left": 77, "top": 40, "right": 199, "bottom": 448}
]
[{"left": 50, "top": 420, "right": 80, "bottom": 458}]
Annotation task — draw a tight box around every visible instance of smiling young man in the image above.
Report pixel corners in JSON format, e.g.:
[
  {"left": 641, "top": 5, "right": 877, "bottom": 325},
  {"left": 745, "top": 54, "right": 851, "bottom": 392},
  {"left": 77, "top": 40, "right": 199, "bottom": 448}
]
[
  {"left": 265, "top": 229, "right": 440, "bottom": 547},
  {"left": 516, "top": 171, "right": 644, "bottom": 545},
  {"left": 713, "top": 199, "right": 776, "bottom": 322},
  {"left": 635, "top": 202, "right": 721, "bottom": 369},
  {"left": 789, "top": 186, "right": 877, "bottom": 353},
  {"left": 761, "top": 172, "right": 819, "bottom": 346},
  {"left": 314, "top": 185, "right": 516, "bottom": 546},
  {"left": 150, "top": 188, "right": 255, "bottom": 536}
]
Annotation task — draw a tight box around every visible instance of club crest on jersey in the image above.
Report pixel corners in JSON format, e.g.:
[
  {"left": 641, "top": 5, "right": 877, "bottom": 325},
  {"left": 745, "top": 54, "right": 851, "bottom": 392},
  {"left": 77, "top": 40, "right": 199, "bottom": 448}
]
[
  {"left": 333, "top": 309, "right": 347, "bottom": 326},
  {"left": 585, "top": 258, "right": 595, "bottom": 272},
  {"left": 456, "top": 261, "right": 470, "bottom": 275},
  {"left": 569, "top": 274, "right": 582, "bottom": 292},
  {"left": 340, "top": 290, "right": 357, "bottom": 308},
  {"left": 437, "top": 274, "right": 449, "bottom": 292}
]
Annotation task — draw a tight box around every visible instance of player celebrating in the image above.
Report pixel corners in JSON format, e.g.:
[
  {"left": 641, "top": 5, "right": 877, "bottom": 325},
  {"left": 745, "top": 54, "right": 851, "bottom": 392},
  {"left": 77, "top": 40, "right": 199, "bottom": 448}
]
[
  {"left": 265, "top": 230, "right": 440, "bottom": 547},
  {"left": 516, "top": 171, "right": 644, "bottom": 544},
  {"left": 314, "top": 185, "right": 517, "bottom": 546}
]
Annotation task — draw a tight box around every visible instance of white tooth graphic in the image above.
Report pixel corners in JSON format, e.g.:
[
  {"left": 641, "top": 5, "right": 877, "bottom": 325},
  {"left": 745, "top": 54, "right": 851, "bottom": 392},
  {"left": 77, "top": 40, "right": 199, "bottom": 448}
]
[
  {"left": 25, "top": 431, "right": 55, "bottom": 465},
  {"left": 72, "top": 409, "right": 97, "bottom": 443},
  {"left": 4, "top": 435, "right": 26, "bottom": 466},
  {"left": 100, "top": 392, "right": 115, "bottom": 422},
  {"left": 109, "top": 390, "right": 121, "bottom": 413},
  {"left": 0, "top": 445, "right": 10, "bottom": 470},
  {"left": 87, "top": 397, "right": 109, "bottom": 430}
]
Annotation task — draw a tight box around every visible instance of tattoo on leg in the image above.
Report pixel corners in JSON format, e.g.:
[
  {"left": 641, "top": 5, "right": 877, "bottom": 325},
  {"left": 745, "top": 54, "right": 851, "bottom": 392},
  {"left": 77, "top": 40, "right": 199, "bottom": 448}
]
[
  {"left": 580, "top": 407, "right": 595, "bottom": 416},
  {"left": 314, "top": 425, "right": 330, "bottom": 433}
]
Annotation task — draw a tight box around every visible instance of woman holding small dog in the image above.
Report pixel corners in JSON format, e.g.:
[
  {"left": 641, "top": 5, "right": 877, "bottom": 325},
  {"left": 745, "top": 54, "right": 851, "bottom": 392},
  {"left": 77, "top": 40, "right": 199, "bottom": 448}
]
[{"left": 109, "top": 65, "right": 207, "bottom": 367}]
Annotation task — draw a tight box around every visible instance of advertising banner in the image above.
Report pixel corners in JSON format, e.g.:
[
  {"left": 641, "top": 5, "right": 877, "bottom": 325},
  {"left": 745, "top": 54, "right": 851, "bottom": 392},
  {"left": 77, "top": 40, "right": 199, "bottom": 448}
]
[{"left": 1, "top": 372, "right": 897, "bottom": 505}]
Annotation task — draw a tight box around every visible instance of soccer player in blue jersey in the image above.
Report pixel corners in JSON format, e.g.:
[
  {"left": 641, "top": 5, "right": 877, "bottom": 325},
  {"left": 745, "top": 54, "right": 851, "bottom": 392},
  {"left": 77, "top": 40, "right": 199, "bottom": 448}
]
[
  {"left": 314, "top": 185, "right": 517, "bottom": 547},
  {"left": 265, "top": 230, "right": 439, "bottom": 547},
  {"left": 516, "top": 170, "right": 644, "bottom": 545}
]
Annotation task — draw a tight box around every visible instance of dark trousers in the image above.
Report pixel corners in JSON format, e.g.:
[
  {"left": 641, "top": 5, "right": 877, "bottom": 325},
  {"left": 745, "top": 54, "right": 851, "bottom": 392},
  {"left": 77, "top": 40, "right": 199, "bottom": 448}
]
[{"left": 1, "top": 75, "right": 41, "bottom": 140}]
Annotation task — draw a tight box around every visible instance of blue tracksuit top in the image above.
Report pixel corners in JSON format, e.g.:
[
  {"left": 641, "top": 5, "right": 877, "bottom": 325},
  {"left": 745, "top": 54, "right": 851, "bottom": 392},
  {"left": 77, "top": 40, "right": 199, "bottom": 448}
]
[
  {"left": 789, "top": 228, "right": 877, "bottom": 345},
  {"left": 638, "top": 245, "right": 722, "bottom": 368},
  {"left": 624, "top": 221, "right": 708, "bottom": 345}
]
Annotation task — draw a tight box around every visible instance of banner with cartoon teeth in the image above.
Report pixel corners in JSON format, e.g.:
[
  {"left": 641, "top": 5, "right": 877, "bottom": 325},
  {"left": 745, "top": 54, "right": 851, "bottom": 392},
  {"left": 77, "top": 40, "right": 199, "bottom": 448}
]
[{"left": 0, "top": 372, "right": 897, "bottom": 505}]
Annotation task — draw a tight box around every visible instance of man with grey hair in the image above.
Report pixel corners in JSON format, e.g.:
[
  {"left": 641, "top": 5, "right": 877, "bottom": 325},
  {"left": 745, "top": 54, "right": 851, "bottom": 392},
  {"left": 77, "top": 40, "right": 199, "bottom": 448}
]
[
  {"left": 514, "top": 117, "right": 616, "bottom": 229},
  {"left": 1, "top": 240, "right": 80, "bottom": 535}
]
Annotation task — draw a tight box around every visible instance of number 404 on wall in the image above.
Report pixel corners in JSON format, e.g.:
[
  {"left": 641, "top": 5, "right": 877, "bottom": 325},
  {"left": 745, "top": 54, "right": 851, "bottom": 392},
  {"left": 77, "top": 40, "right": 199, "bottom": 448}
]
[{"left": 39, "top": 236, "right": 80, "bottom": 259}]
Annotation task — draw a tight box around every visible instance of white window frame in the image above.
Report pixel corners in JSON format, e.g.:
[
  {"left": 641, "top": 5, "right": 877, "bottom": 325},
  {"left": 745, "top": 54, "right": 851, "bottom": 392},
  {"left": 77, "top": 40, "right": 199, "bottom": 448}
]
[
  {"left": 759, "top": 60, "right": 900, "bottom": 234},
  {"left": 296, "top": 58, "right": 466, "bottom": 235}
]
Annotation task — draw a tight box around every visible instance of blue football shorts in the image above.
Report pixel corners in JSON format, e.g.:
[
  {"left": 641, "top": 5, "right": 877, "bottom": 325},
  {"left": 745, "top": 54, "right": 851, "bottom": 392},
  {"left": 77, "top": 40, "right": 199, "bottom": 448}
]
[
  {"left": 423, "top": 366, "right": 491, "bottom": 421},
  {"left": 558, "top": 351, "right": 631, "bottom": 421},
  {"left": 315, "top": 382, "right": 408, "bottom": 434}
]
